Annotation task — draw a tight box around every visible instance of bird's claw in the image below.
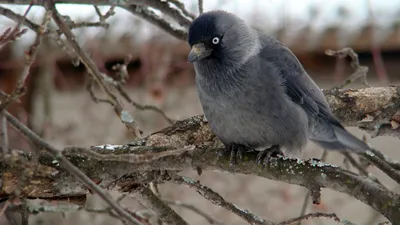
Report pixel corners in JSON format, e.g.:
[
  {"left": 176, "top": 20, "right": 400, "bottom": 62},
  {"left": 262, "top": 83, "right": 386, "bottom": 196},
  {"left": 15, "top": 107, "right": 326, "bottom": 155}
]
[
  {"left": 256, "top": 145, "right": 283, "bottom": 168},
  {"left": 218, "top": 143, "right": 247, "bottom": 168}
]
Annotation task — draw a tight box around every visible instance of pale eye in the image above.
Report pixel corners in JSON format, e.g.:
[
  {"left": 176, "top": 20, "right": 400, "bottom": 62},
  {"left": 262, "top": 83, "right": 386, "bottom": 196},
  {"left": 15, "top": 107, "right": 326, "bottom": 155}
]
[{"left": 212, "top": 37, "right": 220, "bottom": 45}]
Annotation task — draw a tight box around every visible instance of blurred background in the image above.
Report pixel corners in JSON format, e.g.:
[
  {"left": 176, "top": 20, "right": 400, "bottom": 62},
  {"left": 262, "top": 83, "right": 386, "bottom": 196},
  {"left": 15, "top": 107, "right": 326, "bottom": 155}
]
[{"left": 0, "top": 0, "right": 399, "bottom": 224}]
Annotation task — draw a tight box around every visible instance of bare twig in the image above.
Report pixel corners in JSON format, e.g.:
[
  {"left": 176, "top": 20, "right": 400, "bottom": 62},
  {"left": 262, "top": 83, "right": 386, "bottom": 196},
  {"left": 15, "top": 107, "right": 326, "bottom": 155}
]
[
  {"left": 171, "top": 176, "right": 273, "bottom": 225},
  {"left": 343, "top": 152, "right": 370, "bottom": 176},
  {"left": 326, "top": 48, "right": 369, "bottom": 89},
  {"left": 366, "top": 148, "right": 400, "bottom": 171},
  {"left": 67, "top": 20, "right": 109, "bottom": 29},
  {"left": 115, "top": 85, "right": 175, "bottom": 124},
  {"left": 4, "top": 110, "right": 143, "bottom": 225},
  {"left": 363, "top": 150, "right": 400, "bottom": 184},
  {"left": 85, "top": 74, "right": 114, "bottom": 105},
  {"left": 45, "top": 1, "right": 141, "bottom": 138},
  {"left": 342, "top": 152, "right": 385, "bottom": 187},
  {"left": 124, "top": 5, "right": 188, "bottom": 41},
  {"left": 15, "top": 11, "right": 51, "bottom": 92},
  {"left": 197, "top": 0, "right": 204, "bottom": 14},
  {"left": 0, "top": 7, "right": 50, "bottom": 112},
  {"left": 0, "top": 10, "right": 51, "bottom": 111},
  {"left": 168, "top": 0, "right": 196, "bottom": 19},
  {"left": 164, "top": 199, "right": 224, "bottom": 225},
  {"left": 0, "top": 6, "right": 39, "bottom": 31},
  {"left": 131, "top": 186, "right": 189, "bottom": 225},
  {"left": 278, "top": 212, "right": 341, "bottom": 225},
  {"left": 297, "top": 192, "right": 310, "bottom": 225},
  {"left": 0, "top": 3, "right": 32, "bottom": 49},
  {"left": 21, "top": 200, "right": 29, "bottom": 225},
  {"left": 85, "top": 205, "right": 151, "bottom": 225},
  {"left": 0, "top": 110, "right": 8, "bottom": 153},
  {"left": 134, "top": 0, "right": 192, "bottom": 28},
  {"left": 0, "top": 27, "right": 28, "bottom": 49},
  {"left": 93, "top": 4, "right": 116, "bottom": 22},
  {"left": 112, "top": 54, "right": 131, "bottom": 83},
  {"left": 109, "top": 56, "right": 175, "bottom": 124}
]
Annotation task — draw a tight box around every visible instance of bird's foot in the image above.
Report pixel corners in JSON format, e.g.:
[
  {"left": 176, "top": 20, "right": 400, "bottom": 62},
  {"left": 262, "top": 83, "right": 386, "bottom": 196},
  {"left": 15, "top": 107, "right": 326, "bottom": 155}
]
[
  {"left": 218, "top": 143, "right": 248, "bottom": 167},
  {"left": 256, "top": 145, "right": 283, "bottom": 168}
]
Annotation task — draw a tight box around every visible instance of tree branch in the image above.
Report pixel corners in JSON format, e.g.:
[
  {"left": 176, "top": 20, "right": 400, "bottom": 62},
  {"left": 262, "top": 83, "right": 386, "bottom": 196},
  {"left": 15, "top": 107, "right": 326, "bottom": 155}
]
[
  {"left": 44, "top": 1, "right": 142, "bottom": 138},
  {"left": 171, "top": 175, "right": 273, "bottom": 225},
  {"left": 1, "top": 85, "right": 400, "bottom": 223},
  {"left": 323, "top": 86, "right": 400, "bottom": 139},
  {"left": 130, "top": 186, "right": 189, "bottom": 225},
  {"left": 3, "top": 111, "right": 143, "bottom": 225},
  {"left": 123, "top": 5, "right": 188, "bottom": 41}
]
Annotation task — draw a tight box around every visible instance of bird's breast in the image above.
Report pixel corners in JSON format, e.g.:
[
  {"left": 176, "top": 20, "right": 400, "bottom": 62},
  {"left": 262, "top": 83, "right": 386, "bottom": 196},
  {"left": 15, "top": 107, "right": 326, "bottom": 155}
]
[{"left": 196, "top": 72, "right": 308, "bottom": 149}]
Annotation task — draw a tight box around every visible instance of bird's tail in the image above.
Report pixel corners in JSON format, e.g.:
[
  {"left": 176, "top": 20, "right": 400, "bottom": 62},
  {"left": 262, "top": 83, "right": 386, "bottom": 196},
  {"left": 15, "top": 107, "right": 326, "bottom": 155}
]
[{"left": 313, "top": 125, "right": 370, "bottom": 153}]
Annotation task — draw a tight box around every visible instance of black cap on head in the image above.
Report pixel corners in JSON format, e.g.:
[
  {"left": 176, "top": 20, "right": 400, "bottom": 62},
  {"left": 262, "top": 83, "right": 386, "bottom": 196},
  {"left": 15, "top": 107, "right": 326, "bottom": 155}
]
[{"left": 188, "top": 10, "right": 241, "bottom": 47}]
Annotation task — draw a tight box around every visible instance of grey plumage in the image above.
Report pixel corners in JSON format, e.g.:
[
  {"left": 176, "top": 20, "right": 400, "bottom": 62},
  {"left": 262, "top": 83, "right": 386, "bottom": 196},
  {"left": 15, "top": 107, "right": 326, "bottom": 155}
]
[{"left": 187, "top": 10, "right": 369, "bottom": 157}]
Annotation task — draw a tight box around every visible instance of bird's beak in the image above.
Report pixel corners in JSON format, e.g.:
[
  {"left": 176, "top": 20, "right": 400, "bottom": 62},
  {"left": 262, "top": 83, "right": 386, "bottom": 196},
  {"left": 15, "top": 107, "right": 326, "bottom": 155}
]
[{"left": 188, "top": 43, "right": 212, "bottom": 63}]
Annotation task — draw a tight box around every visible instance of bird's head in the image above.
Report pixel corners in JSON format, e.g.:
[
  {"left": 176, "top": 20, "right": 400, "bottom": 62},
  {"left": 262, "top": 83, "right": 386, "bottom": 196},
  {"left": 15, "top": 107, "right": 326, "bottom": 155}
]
[{"left": 187, "top": 10, "right": 258, "bottom": 66}]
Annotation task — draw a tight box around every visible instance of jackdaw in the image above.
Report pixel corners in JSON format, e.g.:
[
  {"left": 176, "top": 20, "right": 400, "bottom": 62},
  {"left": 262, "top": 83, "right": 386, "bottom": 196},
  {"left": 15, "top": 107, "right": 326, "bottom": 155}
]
[{"left": 187, "top": 10, "right": 370, "bottom": 164}]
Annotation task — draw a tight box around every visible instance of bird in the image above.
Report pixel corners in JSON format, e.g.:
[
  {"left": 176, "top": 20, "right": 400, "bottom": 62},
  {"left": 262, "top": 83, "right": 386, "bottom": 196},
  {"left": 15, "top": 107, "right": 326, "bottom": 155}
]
[{"left": 187, "top": 10, "right": 370, "bottom": 165}]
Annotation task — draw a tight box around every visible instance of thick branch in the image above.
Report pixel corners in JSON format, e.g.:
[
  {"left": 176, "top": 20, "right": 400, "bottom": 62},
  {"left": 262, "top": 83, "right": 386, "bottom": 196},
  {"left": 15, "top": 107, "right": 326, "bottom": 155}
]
[
  {"left": 1, "top": 86, "right": 400, "bottom": 223},
  {"left": 323, "top": 86, "right": 400, "bottom": 138}
]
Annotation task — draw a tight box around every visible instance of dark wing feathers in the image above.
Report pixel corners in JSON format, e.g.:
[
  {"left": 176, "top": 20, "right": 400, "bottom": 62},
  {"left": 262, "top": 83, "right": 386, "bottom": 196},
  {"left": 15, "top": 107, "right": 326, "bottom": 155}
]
[{"left": 258, "top": 39, "right": 344, "bottom": 128}]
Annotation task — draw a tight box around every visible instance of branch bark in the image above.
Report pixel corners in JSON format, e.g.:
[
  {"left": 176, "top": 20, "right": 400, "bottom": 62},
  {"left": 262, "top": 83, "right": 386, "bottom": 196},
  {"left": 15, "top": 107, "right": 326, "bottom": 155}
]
[{"left": 1, "top": 86, "right": 400, "bottom": 223}]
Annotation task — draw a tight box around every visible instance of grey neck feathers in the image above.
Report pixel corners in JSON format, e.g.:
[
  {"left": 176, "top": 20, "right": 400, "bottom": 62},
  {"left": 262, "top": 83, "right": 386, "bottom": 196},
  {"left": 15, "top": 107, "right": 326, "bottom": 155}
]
[
  {"left": 195, "top": 26, "right": 260, "bottom": 78},
  {"left": 194, "top": 29, "right": 261, "bottom": 97}
]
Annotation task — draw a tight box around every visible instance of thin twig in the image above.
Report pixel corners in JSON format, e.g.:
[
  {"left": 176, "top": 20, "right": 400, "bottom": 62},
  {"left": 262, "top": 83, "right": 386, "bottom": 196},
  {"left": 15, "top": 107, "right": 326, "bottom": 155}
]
[
  {"left": 0, "top": 110, "right": 8, "bottom": 153},
  {"left": 171, "top": 176, "right": 273, "bottom": 225},
  {"left": 45, "top": 1, "right": 141, "bottom": 138},
  {"left": 0, "top": 5, "right": 38, "bottom": 31},
  {"left": 164, "top": 199, "right": 224, "bottom": 225},
  {"left": 0, "top": 10, "right": 51, "bottom": 111},
  {"left": 116, "top": 85, "right": 175, "bottom": 124},
  {"left": 326, "top": 48, "right": 369, "bottom": 89},
  {"left": 197, "top": 0, "right": 204, "bottom": 14},
  {"left": 85, "top": 73, "right": 114, "bottom": 105},
  {"left": 0, "top": 27, "right": 28, "bottom": 50},
  {"left": 109, "top": 56, "right": 174, "bottom": 124},
  {"left": 297, "top": 192, "right": 310, "bottom": 225},
  {"left": 68, "top": 21, "right": 109, "bottom": 29},
  {"left": 94, "top": 4, "right": 116, "bottom": 22},
  {"left": 367, "top": 148, "right": 400, "bottom": 171},
  {"left": 21, "top": 200, "right": 29, "bottom": 225},
  {"left": 85, "top": 205, "right": 151, "bottom": 225},
  {"left": 342, "top": 152, "right": 384, "bottom": 187},
  {"left": 139, "top": 0, "right": 193, "bottom": 28},
  {"left": 168, "top": 0, "right": 196, "bottom": 19},
  {"left": 278, "top": 212, "right": 341, "bottom": 225},
  {"left": 15, "top": 11, "right": 51, "bottom": 92},
  {"left": 0, "top": 3, "right": 32, "bottom": 49},
  {"left": 131, "top": 186, "right": 189, "bottom": 225},
  {"left": 124, "top": 5, "right": 188, "bottom": 41},
  {"left": 363, "top": 150, "right": 400, "bottom": 184},
  {"left": 4, "top": 110, "right": 143, "bottom": 225}
]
